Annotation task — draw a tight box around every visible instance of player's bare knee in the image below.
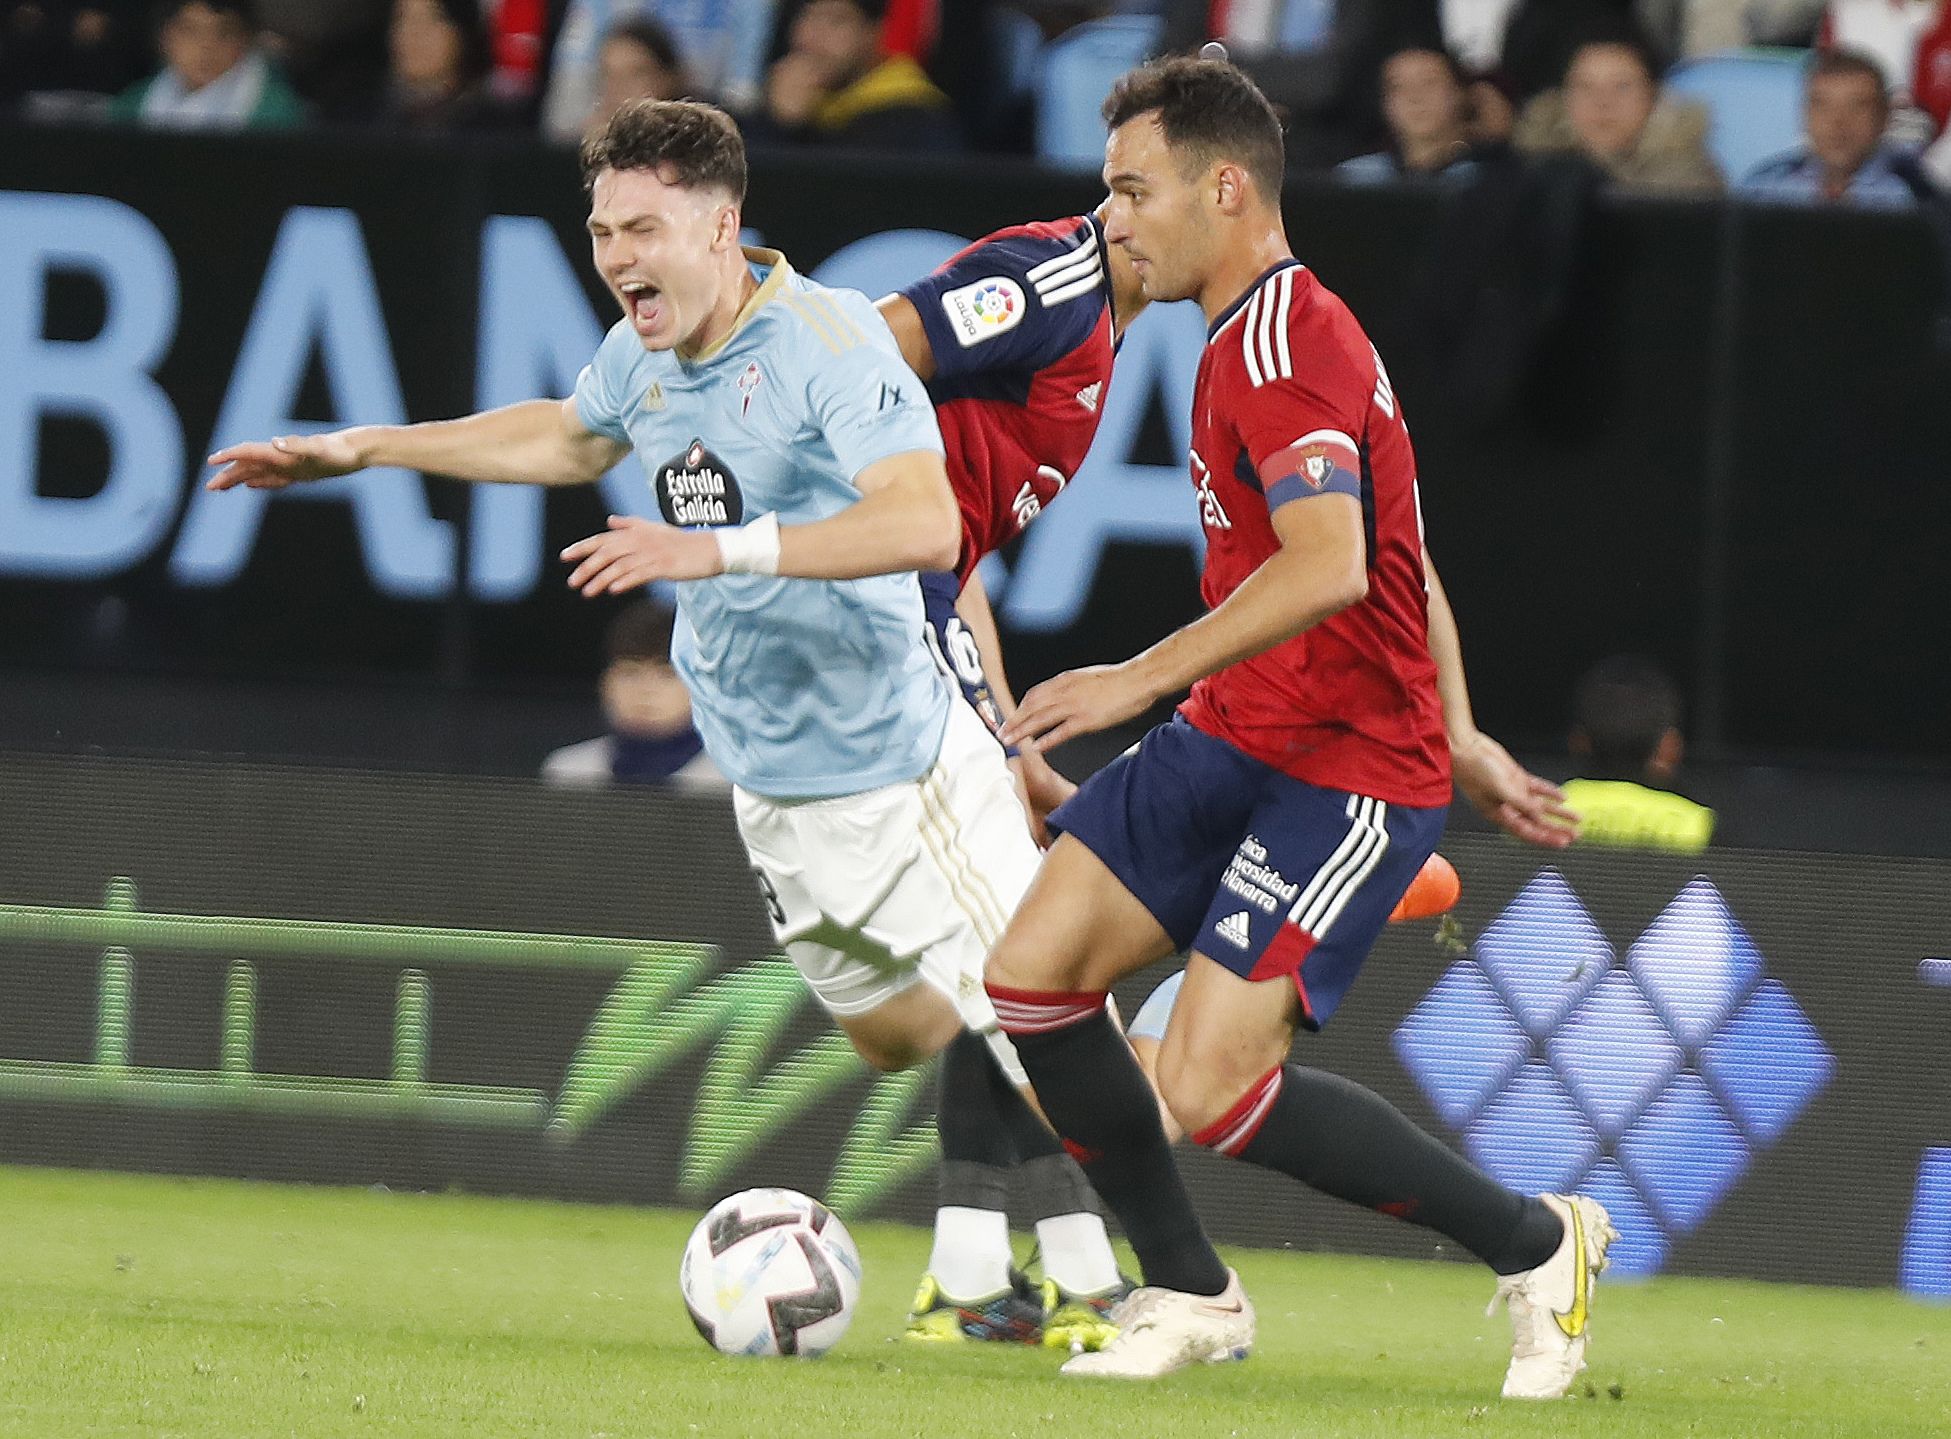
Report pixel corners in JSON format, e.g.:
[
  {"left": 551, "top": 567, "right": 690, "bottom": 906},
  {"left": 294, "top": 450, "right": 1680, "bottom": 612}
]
[
  {"left": 1152, "top": 1046, "right": 1236, "bottom": 1135},
  {"left": 1157, "top": 1031, "right": 1288, "bottom": 1138},
  {"left": 853, "top": 1037, "right": 921, "bottom": 1073},
  {"left": 984, "top": 928, "right": 1088, "bottom": 994}
]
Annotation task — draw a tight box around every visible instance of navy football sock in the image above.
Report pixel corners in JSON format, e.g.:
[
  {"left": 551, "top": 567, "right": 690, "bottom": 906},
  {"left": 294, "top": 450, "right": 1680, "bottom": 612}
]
[
  {"left": 1200, "top": 1064, "right": 1562, "bottom": 1275},
  {"left": 989, "top": 986, "right": 1228, "bottom": 1296}
]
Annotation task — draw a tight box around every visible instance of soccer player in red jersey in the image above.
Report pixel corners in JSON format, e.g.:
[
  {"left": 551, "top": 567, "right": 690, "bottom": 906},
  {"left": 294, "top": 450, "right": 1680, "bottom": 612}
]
[
  {"left": 983, "top": 57, "right": 1611, "bottom": 1395},
  {"left": 856, "top": 216, "right": 1152, "bottom": 1347},
  {"left": 876, "top": 211, "right": 1146, "bottom": 839}
]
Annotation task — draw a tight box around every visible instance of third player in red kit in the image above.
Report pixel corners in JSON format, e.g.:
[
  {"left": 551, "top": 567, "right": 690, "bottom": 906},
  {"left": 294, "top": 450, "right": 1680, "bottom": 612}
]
[{"left": 877, "top": 212, "right": 1146, "bottom": 834}]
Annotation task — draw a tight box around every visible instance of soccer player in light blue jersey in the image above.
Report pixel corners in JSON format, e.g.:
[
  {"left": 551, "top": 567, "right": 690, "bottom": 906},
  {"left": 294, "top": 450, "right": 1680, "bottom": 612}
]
[{"left": 206, "top": 98, "right": 1124, "bottom": 1348}]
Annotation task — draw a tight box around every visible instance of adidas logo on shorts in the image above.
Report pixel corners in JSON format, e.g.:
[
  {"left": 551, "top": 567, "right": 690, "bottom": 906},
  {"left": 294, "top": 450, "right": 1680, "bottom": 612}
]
[{"left": 1215, "top": 911, "right": 1252, "bottom": 949}]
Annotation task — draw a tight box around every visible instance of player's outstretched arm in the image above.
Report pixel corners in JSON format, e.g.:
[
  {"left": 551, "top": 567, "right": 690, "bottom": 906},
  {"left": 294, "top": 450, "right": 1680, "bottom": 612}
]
[
  {"left": 775, "top": 448, "right": 961, "bottom": 578},
  {"left": 953, "top": 568, "right": 1018, "bottom": 716},
  {"left": 955, "top": 569, "right": 1078, "bottom": 839},
  {"left": 560, "top": 449, "right": 960, "bottom": 595},
  {"left": 1425, "top": 550, "right": 1578, "bottom": 848},
  {"left": 1003, "top": 492, "right": 1368, "bottom": 751},
  {"left": 873, "top": 294, "right": 938, "bottom": 382},
  {"left": 206, "top": 399, "right": 628, "bottom": 493}
]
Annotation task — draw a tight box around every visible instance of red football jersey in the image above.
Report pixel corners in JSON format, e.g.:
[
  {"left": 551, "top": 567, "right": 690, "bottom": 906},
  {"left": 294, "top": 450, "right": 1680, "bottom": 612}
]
[
  {"left": 1178, "top": 261, "right": 1451, "bottom": 808},
  {"left": 899, "top": 216, "right": 1117, "bottom": 583}
]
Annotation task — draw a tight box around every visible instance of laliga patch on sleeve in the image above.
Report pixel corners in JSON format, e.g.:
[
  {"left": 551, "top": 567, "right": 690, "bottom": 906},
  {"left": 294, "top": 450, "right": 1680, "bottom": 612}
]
[{"left": 940, "top": 276, "right": 1026, "bottom": 347}]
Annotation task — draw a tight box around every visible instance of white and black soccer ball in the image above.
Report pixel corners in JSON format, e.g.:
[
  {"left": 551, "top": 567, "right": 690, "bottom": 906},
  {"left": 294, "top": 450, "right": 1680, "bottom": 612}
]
[{"left": 679, "top": 1188, "right": 862, "bottom": 1357}]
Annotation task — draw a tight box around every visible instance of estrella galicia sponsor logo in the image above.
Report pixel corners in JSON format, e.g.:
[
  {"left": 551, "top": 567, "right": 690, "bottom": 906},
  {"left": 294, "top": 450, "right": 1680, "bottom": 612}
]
[{"left": 656, "top": 438, "right": 743, "bottom": 528}]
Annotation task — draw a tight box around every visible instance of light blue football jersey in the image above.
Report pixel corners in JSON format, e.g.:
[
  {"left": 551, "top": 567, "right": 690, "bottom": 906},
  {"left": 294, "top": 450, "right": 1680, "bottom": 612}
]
[{"left": 573, "top": 248, "right": 953, "bottom": 799}]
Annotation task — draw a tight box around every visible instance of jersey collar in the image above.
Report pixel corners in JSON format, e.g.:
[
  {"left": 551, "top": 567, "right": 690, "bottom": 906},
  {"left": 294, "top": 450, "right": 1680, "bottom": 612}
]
[
  {"left": 681, "top": 246, "right": 794, "bottom": 365},
  {"left": 1205, "top": 258, "right": 1304, "bottom": 343}
]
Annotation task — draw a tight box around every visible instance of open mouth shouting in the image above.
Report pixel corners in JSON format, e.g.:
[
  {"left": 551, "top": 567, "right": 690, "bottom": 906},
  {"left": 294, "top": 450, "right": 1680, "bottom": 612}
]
[{"left": 619, "top": 278, "right": 665, "bottom": 337}]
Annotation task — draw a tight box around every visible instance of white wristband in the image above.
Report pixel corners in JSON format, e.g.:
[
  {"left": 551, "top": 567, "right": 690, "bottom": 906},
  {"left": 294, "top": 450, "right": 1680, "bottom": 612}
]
[{"left": 714, "top": 512, "right": 782, "bottom": 576}]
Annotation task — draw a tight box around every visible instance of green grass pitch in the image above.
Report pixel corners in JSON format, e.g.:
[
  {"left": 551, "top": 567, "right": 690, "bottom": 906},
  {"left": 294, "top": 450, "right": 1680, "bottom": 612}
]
[{"left": 0, "top": 1166, "right": 1944, "bottom": 1438}]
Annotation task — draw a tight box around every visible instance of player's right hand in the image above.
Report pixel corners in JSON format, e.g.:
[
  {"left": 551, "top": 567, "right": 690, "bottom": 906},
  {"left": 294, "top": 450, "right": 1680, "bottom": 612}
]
[{"left": 205, "top": 431, "right": 363, "bottom": 491}]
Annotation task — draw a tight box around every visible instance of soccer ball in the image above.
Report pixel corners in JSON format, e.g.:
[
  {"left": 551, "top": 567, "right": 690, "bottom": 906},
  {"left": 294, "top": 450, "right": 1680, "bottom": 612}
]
[{"left": 679, "top": 1188, "right": 863, "bottom": 1357}]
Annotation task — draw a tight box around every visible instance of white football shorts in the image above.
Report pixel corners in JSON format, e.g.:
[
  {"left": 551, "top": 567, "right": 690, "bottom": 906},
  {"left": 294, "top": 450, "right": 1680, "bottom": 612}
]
[{"left": 733, "top": 699, "right": 1037, "bottom": 1074}]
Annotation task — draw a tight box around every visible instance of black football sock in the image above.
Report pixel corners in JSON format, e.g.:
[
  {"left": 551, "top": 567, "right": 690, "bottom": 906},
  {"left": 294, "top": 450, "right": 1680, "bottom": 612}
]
[
  {"left": 929, "top": 1030, "right": 1019, "bottom": 1298},
  {"left": 989, "top": 985, "right": 1229, "bottom": 1296},
  {"left": 936, "top": 1027, "right": 1039, "bottom": 1171},
  {"left": 1199, "top": 1064, "right": 1564, "bottom": 1275},
  {"left": 933, "top": 1029, "right": 1017, "bottom": 1225}
]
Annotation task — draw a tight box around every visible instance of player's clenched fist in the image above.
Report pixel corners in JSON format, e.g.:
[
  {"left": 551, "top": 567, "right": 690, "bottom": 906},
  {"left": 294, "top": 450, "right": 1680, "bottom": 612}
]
[
  {"left": 562, "top": 514, "right": 723, "bottom": 596},
  {"left": 205, "top": 431, "right": 364, "bottom": 490}
]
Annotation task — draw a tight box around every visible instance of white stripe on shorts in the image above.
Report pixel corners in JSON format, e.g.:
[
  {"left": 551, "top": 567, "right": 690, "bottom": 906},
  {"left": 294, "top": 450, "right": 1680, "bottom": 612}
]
[{"left": 1289, "top": 796, "right": 1391, "bottom": 938}]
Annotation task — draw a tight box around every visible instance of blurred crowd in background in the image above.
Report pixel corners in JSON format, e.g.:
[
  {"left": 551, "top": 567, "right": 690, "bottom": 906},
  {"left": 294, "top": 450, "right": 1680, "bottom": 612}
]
[{"left": 4, "top": 0, "right": 1951, "bottom": 202}]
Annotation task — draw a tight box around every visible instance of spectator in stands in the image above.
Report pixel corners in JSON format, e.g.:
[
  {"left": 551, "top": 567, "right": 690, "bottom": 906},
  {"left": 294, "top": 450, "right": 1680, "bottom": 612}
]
[
  {"left": 1741, "top": 47, "right": 1926, "bottom": 206},
  {"left": 746, "top": 0, "right": 961, "bottom": 151},
  {"left": 542, "top": 601, "right": 725, "bottom": 791},
  {"left": 254, "top": 1, "right": 388, "bottom": 120},
  {"left": 1821, "top": 0, "right": 1940, "bottom": 142},
  {"left": 1563, "top": 655, "right": 1716, "bottom": 853},
  {"left": 1912, "top": 0, "right": 1951, "bottom": 134},
  {"left": 481, "top": 0, "right": 549, "bottom": 112},
  {"left": 580, "top": 17, "right": 688, "bottom": 139},
  {"left": 540, "top": 0, "right": 779, "bottom": 141},
  {"left": 1514, "top": 31, "right": 1723, "bottom": 193},
  {"left": 110, "top": 1, "right": 304, "bottom": 130},
  {"left": 377, "top": 0, "right": 513, "bottom": 131},
  {"left": 1338, "top": 45, "right": 1488, "bottom": 182},
  {"left": 1159, "top": 1, "right": 1657, "bottom": 166}
]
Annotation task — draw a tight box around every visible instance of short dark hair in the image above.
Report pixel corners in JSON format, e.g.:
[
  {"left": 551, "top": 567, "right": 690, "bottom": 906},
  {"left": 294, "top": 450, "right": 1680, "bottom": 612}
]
[
  {"left": 606, "top": 601, "right": 676, "bottom": 665},
  {"left": 1383, "top": 45, "right": 1470, "bottom": 91},
  {"left": 159, "top": 0, "right": 257, "bottom": 31},
  {"left": 1102, "top": 55, "right": 1285, "bottom": 199},
  {"left": 406, "top": 0, "right": 494, "bottom": 86},
  {"left": 1563, "top": 26, "right": 1660, "bottom": 87},
  {"left": 606, "top": 16, "right": 684, "bottom": 77},
  {"left": 1573, "top": 655, "right": 1681, "bottom": 774},
  {"left": 580, "top": 99, "right": 747, "bottom": 201},
  {"left": 792, "top": 0, "right": 888, "bottom": 24},
  {"left": 1810, "top": 46, "right": 1890, "bottom": 105}
]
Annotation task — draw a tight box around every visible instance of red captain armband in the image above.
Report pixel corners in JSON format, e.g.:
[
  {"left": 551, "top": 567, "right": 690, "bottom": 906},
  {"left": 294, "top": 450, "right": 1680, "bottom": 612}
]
[{"left": 1258, "top": 428, "right": 1363, "bottom": 510}]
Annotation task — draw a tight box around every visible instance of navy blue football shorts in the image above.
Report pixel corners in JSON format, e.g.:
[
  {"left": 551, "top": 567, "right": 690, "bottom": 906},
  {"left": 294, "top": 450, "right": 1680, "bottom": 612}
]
[
  {"left": 917, "top": 570, "right": 1014, "bottom": 754},
  {"left": 1048, "top": 716, "right": 1446, "bottom": 1029}
]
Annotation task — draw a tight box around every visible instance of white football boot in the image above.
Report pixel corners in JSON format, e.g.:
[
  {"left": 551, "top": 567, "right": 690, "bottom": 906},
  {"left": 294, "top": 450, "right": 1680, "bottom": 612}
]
[
  {"left": 1059, "top": 1268, "right": 1255, "bottom": 1378},
  {"left": 1489, "top": 1193, "right": 1618, "bottom": 1400}
]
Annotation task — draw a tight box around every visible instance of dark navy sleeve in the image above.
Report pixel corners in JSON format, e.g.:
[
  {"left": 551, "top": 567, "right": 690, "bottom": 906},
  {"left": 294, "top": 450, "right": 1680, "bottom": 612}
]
[{"left": 899, "top": 221, "right": 1107, "bottom": 382}]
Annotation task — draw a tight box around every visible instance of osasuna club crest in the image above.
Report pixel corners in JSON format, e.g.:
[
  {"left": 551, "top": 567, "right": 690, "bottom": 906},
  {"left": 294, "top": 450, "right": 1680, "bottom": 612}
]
[{"left": 656, "top": 438, "right": 744, "bottom": 527}]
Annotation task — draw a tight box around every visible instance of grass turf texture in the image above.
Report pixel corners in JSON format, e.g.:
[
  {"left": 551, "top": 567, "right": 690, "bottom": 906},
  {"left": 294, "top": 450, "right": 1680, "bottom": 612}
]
[{"left": 0, "top": 1168, "right": 1943, "bottom": 1438}]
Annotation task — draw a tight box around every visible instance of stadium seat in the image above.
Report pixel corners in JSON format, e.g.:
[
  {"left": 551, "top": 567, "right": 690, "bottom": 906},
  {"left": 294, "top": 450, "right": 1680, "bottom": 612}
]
[
  {"left": 1035, "top": 14, "right": 1165, "bottom": 168},
  {"left": 1665, "top": 48, "right": 1810, "bottom": 182},
  {"left": 990, "top": 6, "right": 1044, "bottom": 109}
]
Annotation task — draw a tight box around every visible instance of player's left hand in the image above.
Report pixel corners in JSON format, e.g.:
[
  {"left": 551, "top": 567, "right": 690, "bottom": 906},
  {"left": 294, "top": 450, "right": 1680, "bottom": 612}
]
[
  {"left": 1002, "top": 663, "right": 1156, "bottom": 752},
  {"left": 1452, "top": 729, "right": 1579, "bottom": 849},
  {"left": 1009, "top": 746, "right": 1078, "bottom": 847},
  {"left": 561, "top": 515, "right": 722, "bottom": 595}
]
